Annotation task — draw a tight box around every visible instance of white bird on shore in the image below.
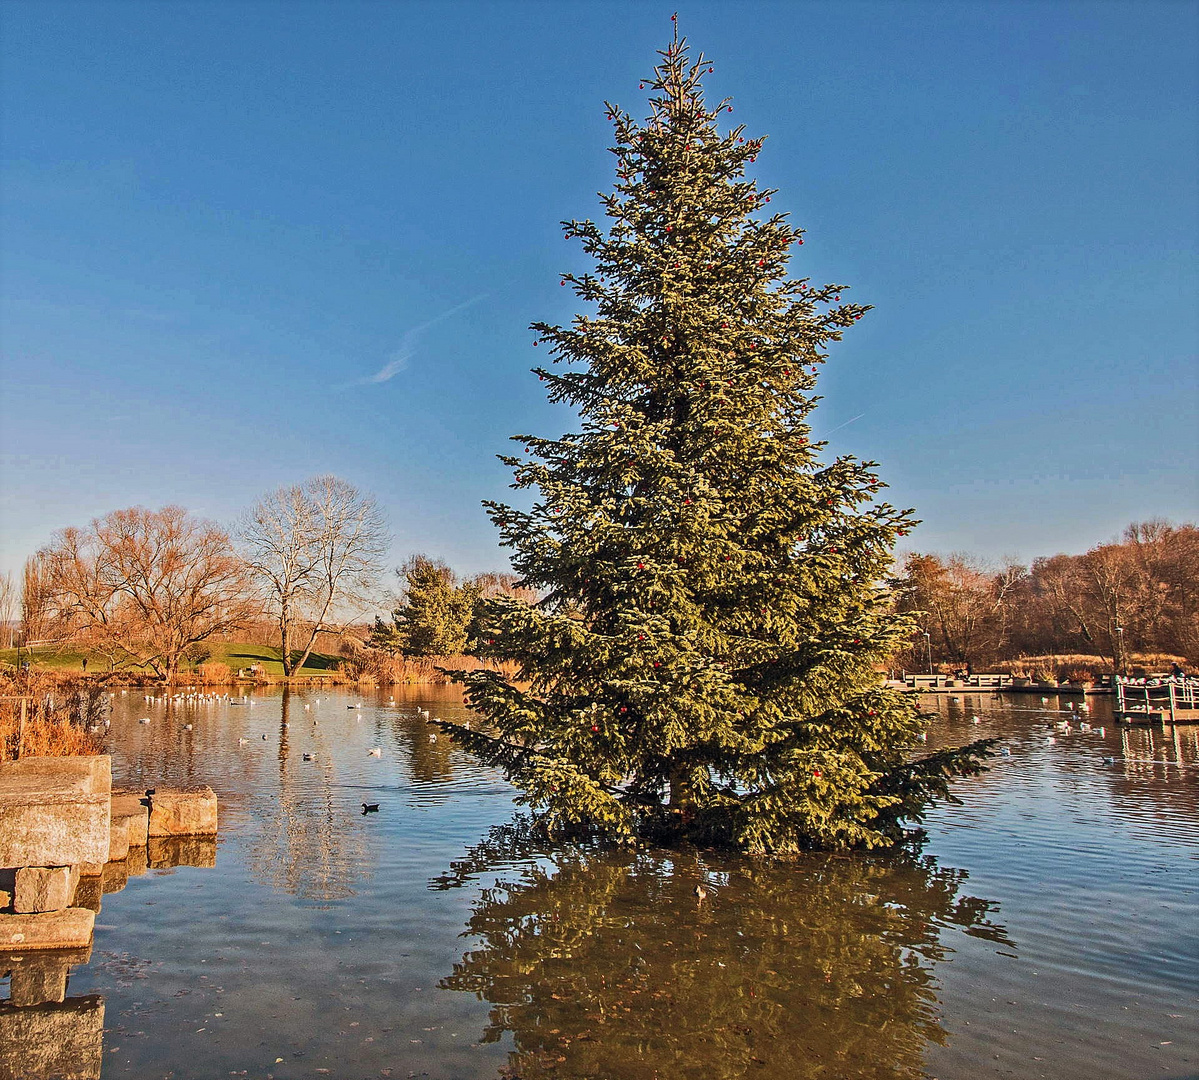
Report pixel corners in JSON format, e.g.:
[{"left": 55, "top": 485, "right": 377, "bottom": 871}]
[
  {"left": 184, "top": 723, "right": 193, "bottom": 731},
  {"left": 238, "top": 737, "right": 249, "bottom": 746},
  {"left": 139, "top": 717, "right": 151, "bottom": 725}
]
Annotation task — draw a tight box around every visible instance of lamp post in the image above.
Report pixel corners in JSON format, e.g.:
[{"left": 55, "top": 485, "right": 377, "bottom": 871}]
[
  {"left": 923, "top": 631, "right": 932, "bottom": 676},
  {"left": 1114, "top": 625, "right": 1125, "bottom": 676}
]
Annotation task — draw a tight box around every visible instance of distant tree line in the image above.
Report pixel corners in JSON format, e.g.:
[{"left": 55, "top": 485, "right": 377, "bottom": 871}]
[
  {"left": 8, "top": 476, "right": 532, "bottom": 680},
  {"left": 9, "top": 498, "right": 1193, "bottom": 681},
  {"left": 894, "top": 519, "right": 1198, "bottom": 673}
]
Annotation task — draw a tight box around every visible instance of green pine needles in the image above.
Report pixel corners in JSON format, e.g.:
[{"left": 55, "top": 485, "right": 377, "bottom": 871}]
[{"left": 440, "top": 27, "right": 992, "bottom": 853}]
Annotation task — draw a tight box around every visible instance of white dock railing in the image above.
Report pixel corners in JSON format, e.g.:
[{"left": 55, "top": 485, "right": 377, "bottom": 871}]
[{"left": 1114, "top": 675, "right": 1199, "bottom": 723}]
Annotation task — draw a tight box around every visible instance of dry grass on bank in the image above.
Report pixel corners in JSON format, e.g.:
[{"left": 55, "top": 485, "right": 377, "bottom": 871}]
[
  {"left": 0, "top": 671, "right": 106, "bottom": 761},
  {"left": 990, "top": 653, "right": 1187, "bottom": 683},
  {"left": 338, "top": 642, "right": 520, "bottom": 685}
]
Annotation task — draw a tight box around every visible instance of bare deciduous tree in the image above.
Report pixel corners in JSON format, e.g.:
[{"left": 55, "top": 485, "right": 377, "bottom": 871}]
[
  {"left": 40, "top": 506, "right": 257, "bottom": 680},
  {"left": 20, "top": 553, "right": 53, "bottom": 646},
  {"left": 240, "top": 476, "right": 389, "bottom": 676},
  {"left": 0, "top": 571, "right": 16, "bottom": 649}
]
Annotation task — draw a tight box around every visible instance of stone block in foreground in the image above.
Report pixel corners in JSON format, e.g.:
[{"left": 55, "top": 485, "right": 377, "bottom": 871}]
[
  {"left": 0, "top": 908, "right": 95, "bottom": 951},
  {"left": 0, "top": 756, "right": 111, "bottom": 869},
  {"left": 110, "top": 791, "right": 150, "bottom": 847},
  {"left": 12, "top": 866, "right": 80, "bottom": 914},
  {"left": 107, "top": 816, "right": 130, "bottom": 863},
  {"left": 147, "top": 786, "right": 217, "bottom": 837},
  {"left": 0, "top": 994, "right": 104, "bottom": 1080}
]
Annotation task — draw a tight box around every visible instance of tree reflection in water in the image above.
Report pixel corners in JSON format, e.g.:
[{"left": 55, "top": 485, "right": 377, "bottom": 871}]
[
  {"left": 435, "top": 822, "right": 1010, "bottom": 1080},
  {"left": 246, "top": 690, "right": 371, "bottom": 904}
]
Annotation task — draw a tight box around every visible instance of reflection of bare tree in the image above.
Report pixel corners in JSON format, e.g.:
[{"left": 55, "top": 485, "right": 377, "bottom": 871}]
[
  {"left": 246, "top": 691, "right": 371, "bottom": 904},
  {"left": 436, "top": 822, "right": 1009, "bottom": 1080},
  {"left": 393, "top": 712, "right": 455, "bottom": 786}
]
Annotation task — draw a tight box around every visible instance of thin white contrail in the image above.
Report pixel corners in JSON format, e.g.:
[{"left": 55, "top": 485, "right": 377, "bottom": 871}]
[
  {"left": 820, "top": 412, "right": 865, "bottom": 437},
  {"left": 356, "top": 293, "right": 488, "bottom": 385}
]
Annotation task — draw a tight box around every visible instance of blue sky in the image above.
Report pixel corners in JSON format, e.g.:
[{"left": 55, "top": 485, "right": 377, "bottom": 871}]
[{"left": 2, "top": 0, "right": 1196, "bottom": 581}]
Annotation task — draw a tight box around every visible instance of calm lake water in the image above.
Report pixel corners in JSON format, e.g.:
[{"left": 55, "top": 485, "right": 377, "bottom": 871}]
[{"left": 4, "top": 687, "right": 1197, "bottom": 1079}]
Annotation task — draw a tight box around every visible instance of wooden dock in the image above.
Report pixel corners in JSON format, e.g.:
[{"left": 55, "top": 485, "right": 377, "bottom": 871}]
[
  {"left": 1114, "top": 676, "right": 1199, "bottom": 725},
  {"left": 901, "top": 673, "right": 1113, "bottom": 695}
]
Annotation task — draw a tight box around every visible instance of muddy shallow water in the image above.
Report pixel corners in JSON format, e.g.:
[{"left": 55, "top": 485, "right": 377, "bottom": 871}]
[{"left": 4, "top": 687, "right": 1196, "bottom": 1079}]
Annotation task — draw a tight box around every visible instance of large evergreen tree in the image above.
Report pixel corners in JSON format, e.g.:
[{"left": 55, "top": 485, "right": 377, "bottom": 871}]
[{"left": 441, "top": 26, "right": 990, "bottom": 852}]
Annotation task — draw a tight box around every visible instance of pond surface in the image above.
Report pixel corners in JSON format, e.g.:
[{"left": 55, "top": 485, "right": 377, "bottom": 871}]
[{"left": 4, "top": 688, "right": 1196, "bottom": 1079}]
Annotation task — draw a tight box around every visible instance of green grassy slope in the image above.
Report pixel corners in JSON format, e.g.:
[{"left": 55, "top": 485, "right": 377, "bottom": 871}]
[{"left": 0, "top": 641, "right": 341, "bottom": 678}]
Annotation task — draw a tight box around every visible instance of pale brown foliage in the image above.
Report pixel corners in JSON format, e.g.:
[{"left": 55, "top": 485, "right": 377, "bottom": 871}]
[
  {"left": 897, "top": 520, "right": 1199, "bottom": 671},
  {"left": 20, "top": 553, "right": 53, "bottom": 645},
  {"left": 40, "top": 505, "right": 259, "bottom": 680},
  {"left": 0, "top": 571, "right": 15, "bottom": 649},
  {"left": 239, "top": 476, "right": 389, "bottom": 676}
]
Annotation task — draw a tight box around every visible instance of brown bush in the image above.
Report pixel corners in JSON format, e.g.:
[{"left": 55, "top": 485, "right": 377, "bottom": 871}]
[{"left": 197, "top": 661, "right": 232, "bottom": 684}]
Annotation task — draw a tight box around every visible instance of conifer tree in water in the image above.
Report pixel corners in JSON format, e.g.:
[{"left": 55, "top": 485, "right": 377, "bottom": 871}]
[{"left": 441, "top": 24, "right": 992, "bottom": 852}]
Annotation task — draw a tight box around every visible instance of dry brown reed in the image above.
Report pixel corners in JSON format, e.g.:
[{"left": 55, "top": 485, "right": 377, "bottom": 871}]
[
  {"left": 339, "top": 643, "right": 519, "bottom": 685},
  {"left": 991, "top": 652, "right": 1188, "bottom": 683},
  {"left": 0, "top": 670, "right": 106, "bottom": 761},
  {"left": 196, "top": 662, "right": 232, "bottom": 684}
]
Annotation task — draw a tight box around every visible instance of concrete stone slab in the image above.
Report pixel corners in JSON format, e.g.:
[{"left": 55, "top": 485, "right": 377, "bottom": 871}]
[
  {"left": 147, "top": 835, "right": 217, "bottom": 869},
  {"left": 147, "top": 786, "right": 217, "bottom": 837},
  {"left": 0, "top": 908, "right": 94, "bottom": 951},
  {"left": 0, "top": 994, "right": 104, "bottom": 1080},
  {"left": 13, "top": 866, "right": 80, "bottom": 914},
  {"left": 110, "top": 791, "right": 149, "bottom": 847},
  {"left": 0, "top": 757, "right": 111, "bottom": 868},
  {"left": 107, "top": 816, "right": 130, "bottom": 863}
]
